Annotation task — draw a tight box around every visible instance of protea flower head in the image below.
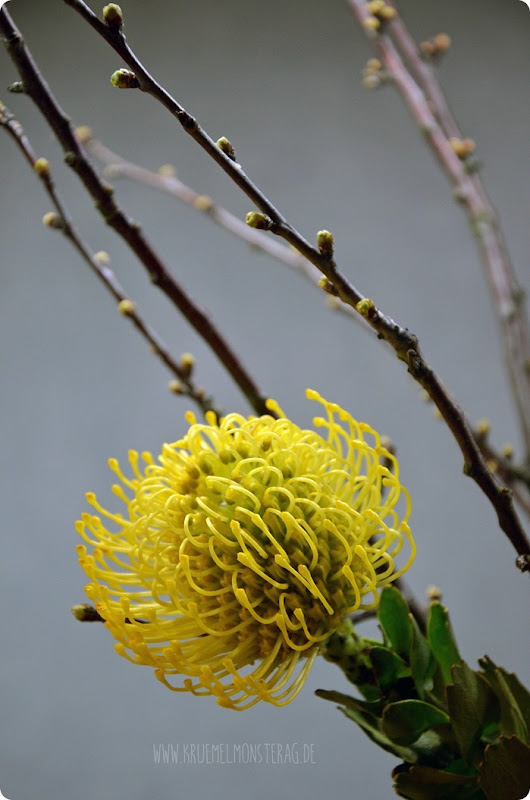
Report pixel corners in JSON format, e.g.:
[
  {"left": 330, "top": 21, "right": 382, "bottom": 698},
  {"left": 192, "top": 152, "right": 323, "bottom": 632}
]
[{"left": 76, "top": 390, "right": 414, "bottom": 710}]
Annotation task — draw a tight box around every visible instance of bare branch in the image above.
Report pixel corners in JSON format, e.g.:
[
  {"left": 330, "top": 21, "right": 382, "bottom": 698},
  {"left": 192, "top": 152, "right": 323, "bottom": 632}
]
[
  {"left": 0, "top": 7, "right": 270, "bottom": 417},
  {"left": 347, "top": 0, "right": 530, "bottom": 463},
  {"left": 0, "top": 101, "right": 222, "bottom": 418}
]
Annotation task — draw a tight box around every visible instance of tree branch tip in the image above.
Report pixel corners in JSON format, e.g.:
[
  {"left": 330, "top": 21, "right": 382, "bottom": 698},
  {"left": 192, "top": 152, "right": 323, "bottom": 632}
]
[
  {"left": 110, "top": 68, "right": 139, "bottom": 89},
  {"left": 71, "top": 603, "right": 103, "bottom": 622}
]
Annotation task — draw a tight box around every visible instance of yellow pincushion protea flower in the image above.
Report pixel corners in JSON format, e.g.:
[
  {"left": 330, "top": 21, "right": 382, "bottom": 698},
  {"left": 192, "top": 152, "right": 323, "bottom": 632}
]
[{"left": 76, "top": 390, "right": 414, "bottom": 710}]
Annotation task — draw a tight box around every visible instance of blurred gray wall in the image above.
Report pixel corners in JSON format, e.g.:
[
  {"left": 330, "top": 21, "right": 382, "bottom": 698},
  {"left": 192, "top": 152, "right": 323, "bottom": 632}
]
[{"left": 1, "top": 1, "right": 529, "bottom": 798}]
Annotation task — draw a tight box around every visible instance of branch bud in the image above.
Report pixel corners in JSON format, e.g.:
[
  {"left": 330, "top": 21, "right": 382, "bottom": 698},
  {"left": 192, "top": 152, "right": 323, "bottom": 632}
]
[
  {"left": 355, "top": 298, "right": 376, "bottom": 318},
  {"left": 94, "top": 250, "right": 111, "bottom": 266},
  {"left": 42, "top": 211, "right": 63, "bottom": 229},
  {"left": 8, "top": 81, "right": 26, "bottom": 94},
  {"left": 34, "top": 158, "right": 50, "bottom": 177},
  {"left": 110, "top": 69, "right": 139, "bottom": 89},
  {"left": 318, "top": 276, "right": 339, "bottom": 297},
  {"left": 168, "top": 380, "right": 183, "bottom": 394},
  {"left": 316, "top": 229, "right": 334, "bottom": 259},
  {"left": 117, "top": 298, "right": 136, "bottom": 315},
  {"left": 194, "top": 194, "right": 213, "bottom": 211},
  {"left": 74, "top": 125, "right": 92, "bottom": 144},
  {"left": 179, "top": 352, "right": 195, "bottom": 379},
  {"left": 245, "top": 211, "right": 272, "bottom": 230},
  {"left": 216, "top": 136, "right": 237, "bottom": 161},
  {"left": 71, "top": 603, "right": 103, "bottom": 622},
  {"left": 103, "top": 3, "right": 123, "bottom": 29}
]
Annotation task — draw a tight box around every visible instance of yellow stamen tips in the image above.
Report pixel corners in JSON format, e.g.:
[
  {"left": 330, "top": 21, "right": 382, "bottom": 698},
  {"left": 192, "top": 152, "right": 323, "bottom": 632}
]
[
  {"left": 34, "top": 157, "right": 50, "bottom": 177},
  {"left": 77, "top": 391, "right": 414, "bottom": 709},
  {"left": 117, "top": 298, "right": 136, "bottom": 316}
]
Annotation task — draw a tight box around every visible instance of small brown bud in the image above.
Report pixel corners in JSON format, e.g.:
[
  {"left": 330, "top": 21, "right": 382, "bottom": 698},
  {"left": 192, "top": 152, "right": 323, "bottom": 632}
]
[
  {"left": 168, "top": 380, "right": 183, "bottom": 395},
  {"left": 180, "top": 352, "right": 195, "bottom": 379}
]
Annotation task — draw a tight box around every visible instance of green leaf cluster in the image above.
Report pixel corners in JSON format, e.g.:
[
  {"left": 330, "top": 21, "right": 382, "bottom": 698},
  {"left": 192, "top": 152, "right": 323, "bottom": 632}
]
[{"left": 318, "top": 587, "right": 530, "bottom": 800}]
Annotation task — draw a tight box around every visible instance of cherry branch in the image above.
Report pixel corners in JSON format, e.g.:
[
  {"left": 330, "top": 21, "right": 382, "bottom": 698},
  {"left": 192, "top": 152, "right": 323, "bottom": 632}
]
[
  {"left": 0, "top": 101, "right": 221, "bottom": 418},
  {"left": 0, "top": 7, "right": 270, "bottom": 417},
  {"left": 347, "top": 0, "right": 530, "bottom": 464},
  {"left": 82, "top": 130, "right": 360, "bottom": 323},
  {"left": 2, "top": 4, "right": 529, "bottom": 568}
]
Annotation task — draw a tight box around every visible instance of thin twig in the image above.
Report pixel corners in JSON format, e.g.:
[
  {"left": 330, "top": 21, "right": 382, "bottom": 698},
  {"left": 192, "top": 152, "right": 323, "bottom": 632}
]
[
  {"left": 52, "top": 1, "right": 530, "bottom": 567},
  {"left": 0, "top": 101, "right": 221, "bottom": 419},
  {"left": 82, "top": 131, "right": 362, "bottom": 325},
  {"left": 348, "top": 0, "right": 530, "bottom": 464},
  {"left": 0, "top": 8, "right": 270, "bottom": 418}
]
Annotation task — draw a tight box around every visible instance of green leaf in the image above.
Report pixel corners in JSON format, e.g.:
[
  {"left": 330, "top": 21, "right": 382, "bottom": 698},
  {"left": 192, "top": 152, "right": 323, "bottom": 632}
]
[
  {"left": 447, "top": 662, "right": 500, "bottom": 764},
  {"left": 378, "top": 585, "right": 413, "bottom": 658},
  {"left": 427, "top": 602, "right": 461, "bottom": 685},
  {"left": 382, "top": 699, "right": 450, "bottom": 746},
  {"left": 370, "top": 645, "right": 412, "bottom": 692},
  {"left": 479, "top": 657, "right": 529, "bottom": 742},
  {"left": 410, "top": 615, "right": 437, "bottom": 700},
  {"left": 393, "top": 763, "right": 482, "bottom": 800},
  {"left": 316, "top": 688, "right": 418, "bottom": 761},
  {"left": 478, "top": 735, "right": 530, "bottom": 800}
]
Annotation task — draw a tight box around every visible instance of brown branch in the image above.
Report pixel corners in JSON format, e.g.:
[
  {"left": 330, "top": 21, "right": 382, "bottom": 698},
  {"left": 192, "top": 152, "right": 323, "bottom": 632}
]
[
  {"left": 0, "top": 8, "right": 270, "bottom": 418},
  {"left": 82, "top": 132, "right": 361, "bottom": 324},
  {"left": 2, "top": 5, "right": 529, "bottom": 568},
  {"left": 0, "top": 101, "right": 222, "bottom": 419},
  {"left": 347, "top": 0, "right": 530, "bottom": 464}
]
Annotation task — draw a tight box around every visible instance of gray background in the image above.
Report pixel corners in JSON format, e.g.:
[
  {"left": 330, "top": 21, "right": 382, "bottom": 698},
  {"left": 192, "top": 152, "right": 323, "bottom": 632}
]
[{"left": 1, "top": 1, "right": 529, "bottom": 798}]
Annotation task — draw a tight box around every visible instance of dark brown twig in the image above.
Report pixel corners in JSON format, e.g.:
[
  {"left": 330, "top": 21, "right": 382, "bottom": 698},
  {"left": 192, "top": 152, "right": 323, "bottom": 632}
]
[
  {"left": 0, "top": 101, "right": 221, "bottom": 419},
  {"left": 0, "top": 8, "right": 270, "bottom": 417}
]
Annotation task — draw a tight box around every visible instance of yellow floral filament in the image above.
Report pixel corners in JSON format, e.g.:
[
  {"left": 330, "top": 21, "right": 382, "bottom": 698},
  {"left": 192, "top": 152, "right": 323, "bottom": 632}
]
[{"left": 77, "top": 389, "right": 415, "bottom": 709}]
